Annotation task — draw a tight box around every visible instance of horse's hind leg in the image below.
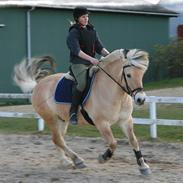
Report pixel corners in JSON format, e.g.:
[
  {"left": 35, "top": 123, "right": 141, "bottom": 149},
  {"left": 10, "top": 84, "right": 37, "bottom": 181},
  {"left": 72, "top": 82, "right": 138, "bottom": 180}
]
[
  {"left": 64, "top": 141, "right": 87, "bottom": 168},
  {"left": 95, "top": 121, "right": 117, "bottom": 163},
  {"left": 49, "top": 117, "right": 86, "bottom": 168},
  {"left": 46, "top": 117, "right": 75, "bottom": 169},
  {"left": 58, "top": 118, "right": 87, "bottom": 168},
  {"left": 119, "top": 118, "right": 151, "bottom": 175}
]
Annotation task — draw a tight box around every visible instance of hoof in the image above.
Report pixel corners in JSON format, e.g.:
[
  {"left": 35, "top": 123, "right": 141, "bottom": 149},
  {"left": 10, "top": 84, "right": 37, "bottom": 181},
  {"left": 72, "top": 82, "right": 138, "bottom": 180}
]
[
  {"left": 74, "top": 158, "right": 87, "bottom": 169},
  {"left": 98, "top": 154, "right": 106, "bottom": 164},
  {"left": 139, "top": 167, "right": 151, "bottom": 176},
  {"left": 59, "top": 159, "right": 75, "bottom": 169},
  {"left": 75, "top": 162, "right": 87, "bottom": 169}
]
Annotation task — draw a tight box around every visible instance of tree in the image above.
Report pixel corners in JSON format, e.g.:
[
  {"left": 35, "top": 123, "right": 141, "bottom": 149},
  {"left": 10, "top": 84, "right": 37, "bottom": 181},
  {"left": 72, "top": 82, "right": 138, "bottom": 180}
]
[{"left": 153, "top": 39, "right": 183, "bottom": 80}]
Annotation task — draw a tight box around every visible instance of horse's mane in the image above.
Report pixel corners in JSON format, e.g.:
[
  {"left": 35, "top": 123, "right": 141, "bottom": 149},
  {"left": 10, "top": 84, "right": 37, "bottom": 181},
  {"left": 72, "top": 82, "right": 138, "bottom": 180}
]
[
  {"left": 100, "top": 49, "right": 149, "bottom": 71},
  {"left": 126, "top": 49, "right": 149, "bottom": 70}
]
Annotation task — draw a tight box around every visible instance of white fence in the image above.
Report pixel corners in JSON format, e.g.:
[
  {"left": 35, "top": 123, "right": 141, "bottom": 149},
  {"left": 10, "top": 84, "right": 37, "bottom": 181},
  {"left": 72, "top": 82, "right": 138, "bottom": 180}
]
[
  {"left": 134, "top": 96, "right": 183, "bottom": 138},
  {"left": 0, "top": 93, "right": 183, "bottom": 138},
  {"left": 0, "top": 93, "right": 44, "bottom": 131}
]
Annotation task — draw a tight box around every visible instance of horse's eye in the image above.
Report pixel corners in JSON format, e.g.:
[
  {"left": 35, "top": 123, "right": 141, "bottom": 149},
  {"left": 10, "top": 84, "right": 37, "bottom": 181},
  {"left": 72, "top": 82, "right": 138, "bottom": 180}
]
[{"left": 126, "top": 74, "right": 131, "bottom": 78}]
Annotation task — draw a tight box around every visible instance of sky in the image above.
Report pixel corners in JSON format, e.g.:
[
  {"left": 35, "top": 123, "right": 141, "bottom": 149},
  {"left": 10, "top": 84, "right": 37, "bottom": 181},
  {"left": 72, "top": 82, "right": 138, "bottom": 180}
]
[
  {"left": 158, "top": 0, "right": 183, "bottom": 37},
  {"left": 146, "top": 0, "right": 160, "bottom": 4},
  {"left": 158, "top": 0, "right": 183, "bottom": 14},
  {"left": 147, "top": 0, "right": 183, "bottom": 5}
]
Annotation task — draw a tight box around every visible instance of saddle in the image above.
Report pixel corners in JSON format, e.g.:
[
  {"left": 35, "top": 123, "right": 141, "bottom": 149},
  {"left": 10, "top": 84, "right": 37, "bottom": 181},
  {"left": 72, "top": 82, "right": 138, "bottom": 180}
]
[
  {"left": 54, "top": 66, "right": 99, "bottom": 126},
  {"left": 65, "top": 65, "right": 99, "bottom": 81}
]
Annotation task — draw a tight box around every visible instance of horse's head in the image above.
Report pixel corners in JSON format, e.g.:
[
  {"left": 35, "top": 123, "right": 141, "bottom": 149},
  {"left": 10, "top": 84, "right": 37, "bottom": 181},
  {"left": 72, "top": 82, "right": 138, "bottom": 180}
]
[
  {"left": 99, "top": 49, "right": 149, "bottom": 105},
  {"left": 121, "top": 49, "right": 149, "bottom": 105}
]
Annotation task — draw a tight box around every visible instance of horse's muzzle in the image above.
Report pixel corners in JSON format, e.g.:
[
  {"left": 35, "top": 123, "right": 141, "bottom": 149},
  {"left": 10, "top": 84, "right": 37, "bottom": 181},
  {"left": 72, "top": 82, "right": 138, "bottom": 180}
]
[{"left": 134, "top": 92, "right": 146, "bottom": 105}]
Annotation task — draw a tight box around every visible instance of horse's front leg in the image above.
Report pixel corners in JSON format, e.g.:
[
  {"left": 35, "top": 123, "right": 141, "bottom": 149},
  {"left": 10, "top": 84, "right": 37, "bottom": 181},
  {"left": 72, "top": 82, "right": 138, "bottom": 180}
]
[
  {"left": 119, "top": 118, "right": 151, "bottom": 176},
  {"left": 95, "top": 121, "right": 117, "bottom": 163}
]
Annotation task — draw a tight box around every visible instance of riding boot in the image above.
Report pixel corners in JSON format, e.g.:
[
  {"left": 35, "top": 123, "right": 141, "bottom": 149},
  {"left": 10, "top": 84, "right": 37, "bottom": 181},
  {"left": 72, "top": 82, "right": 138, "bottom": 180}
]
[{"left": 69, "top": 88, "right": 83, "bottom": 125}]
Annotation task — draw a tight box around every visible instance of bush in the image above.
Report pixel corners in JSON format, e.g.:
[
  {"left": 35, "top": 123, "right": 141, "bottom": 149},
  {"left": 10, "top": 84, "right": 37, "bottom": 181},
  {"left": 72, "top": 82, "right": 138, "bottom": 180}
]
[{"left": 153, "top": 39, "right": 183, "bottom": 80}]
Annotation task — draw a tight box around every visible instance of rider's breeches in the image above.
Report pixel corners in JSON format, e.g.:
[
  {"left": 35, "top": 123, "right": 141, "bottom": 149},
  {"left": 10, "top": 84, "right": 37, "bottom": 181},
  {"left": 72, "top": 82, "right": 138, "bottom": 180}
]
[{"left": 70, "top": 64, "right": 89, "bottom": 92}]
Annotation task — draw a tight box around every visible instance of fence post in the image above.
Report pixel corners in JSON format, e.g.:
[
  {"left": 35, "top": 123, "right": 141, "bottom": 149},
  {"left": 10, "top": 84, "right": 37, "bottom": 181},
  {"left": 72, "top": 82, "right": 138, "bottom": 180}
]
[
  {"left": 149, "top": 101, "right": 157, "bottom": 138},
  {"left": 38, "top": 118, "right": 45, "bottom": 131}
]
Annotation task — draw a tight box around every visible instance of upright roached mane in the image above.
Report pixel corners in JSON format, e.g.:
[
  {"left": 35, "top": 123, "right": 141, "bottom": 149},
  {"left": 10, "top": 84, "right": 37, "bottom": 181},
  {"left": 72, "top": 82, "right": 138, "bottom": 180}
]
[
  {"left": 126, "top": 49, "right": 149, "bottom": 70},
  {"left": 100, "top": 49, "right": 149, "bottom": 70},
  {"left": 13, "top": 49, "right": 151, "bottom": 175}
]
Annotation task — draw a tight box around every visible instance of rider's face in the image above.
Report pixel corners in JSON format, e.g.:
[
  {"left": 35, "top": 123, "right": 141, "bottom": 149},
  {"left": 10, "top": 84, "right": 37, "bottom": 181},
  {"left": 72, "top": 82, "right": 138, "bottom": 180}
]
[{"left": 78, "top": 14, "right": 89, "bottom": 27}]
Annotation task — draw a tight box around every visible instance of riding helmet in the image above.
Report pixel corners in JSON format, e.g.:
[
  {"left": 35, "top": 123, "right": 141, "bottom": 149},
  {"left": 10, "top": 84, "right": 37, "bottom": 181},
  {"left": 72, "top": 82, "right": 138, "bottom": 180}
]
[{"left": 73, "top": 7, "right": 89, "bottom": 21}]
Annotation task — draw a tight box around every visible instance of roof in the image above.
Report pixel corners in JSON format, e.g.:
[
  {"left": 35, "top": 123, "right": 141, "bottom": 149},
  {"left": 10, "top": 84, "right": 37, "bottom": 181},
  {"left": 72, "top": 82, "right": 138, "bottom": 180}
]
[
  {"left": 0, "top": 0, "right": 178, "bottom": 17},
  {"left": 160, "top": 0, "right": 183, "bottom": 13}
]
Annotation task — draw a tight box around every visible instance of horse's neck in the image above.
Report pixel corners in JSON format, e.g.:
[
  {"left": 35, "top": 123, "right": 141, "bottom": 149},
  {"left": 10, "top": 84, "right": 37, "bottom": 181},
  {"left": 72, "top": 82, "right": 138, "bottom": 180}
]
[
  {"left": 100, "top": 59, "right": 122, "bottom": 81},
  {"left": 85, "top": 59, "right": 131, "bottom": 120},
  {"left": 93, "top": 59, "right": 127, "bottom": 102}
]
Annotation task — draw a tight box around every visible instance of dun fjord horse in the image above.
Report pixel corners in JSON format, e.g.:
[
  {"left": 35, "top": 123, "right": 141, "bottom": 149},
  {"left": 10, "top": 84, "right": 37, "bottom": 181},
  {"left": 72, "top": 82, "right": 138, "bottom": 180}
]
[{"left": 13, "top": 49, "right": 151, "bottom": 175}]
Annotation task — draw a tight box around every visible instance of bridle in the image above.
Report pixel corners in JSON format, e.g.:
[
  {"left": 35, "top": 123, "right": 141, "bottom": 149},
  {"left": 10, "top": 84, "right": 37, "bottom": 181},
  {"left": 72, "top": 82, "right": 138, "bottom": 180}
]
[
  {"left": 97, "top": 49, "right": 143, "bottom": 97},
  {"left": 122, "top": 65, "right": 143, "bottom": 97}
]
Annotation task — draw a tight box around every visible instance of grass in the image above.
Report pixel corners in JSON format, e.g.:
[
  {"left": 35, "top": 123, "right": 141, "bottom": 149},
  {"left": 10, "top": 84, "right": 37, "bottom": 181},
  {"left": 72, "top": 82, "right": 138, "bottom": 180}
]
[
  {"left": 0, "top": 103, "right": 182, "bottom": 142},
  {"left": 0, "top": 118, "right": 39, "bottom": 134},
  {"left": 134, "top": 104, "right": 183, "bottom": 120},
  {"left": 0, "top": 77, "right": 182, "bottom": 142},
  {"left": 0, "top": 118, "right": 183, "bottom": 142},
  {"left": 0, "top": 99, "right": 30, "bottom": 106},
  {"left": 144, "top": 77, "right": 183, "bottom": 91}
]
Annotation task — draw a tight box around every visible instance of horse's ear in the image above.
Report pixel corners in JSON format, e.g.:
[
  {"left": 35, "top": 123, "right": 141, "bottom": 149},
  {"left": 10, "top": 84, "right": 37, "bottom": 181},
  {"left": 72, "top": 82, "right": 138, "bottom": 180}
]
[{"left": 123, "top": 49, "right": 130, "bottom": 59}]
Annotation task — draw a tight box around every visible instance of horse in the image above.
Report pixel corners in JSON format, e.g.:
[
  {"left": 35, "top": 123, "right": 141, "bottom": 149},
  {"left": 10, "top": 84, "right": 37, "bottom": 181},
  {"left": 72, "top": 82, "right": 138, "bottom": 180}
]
[{"left": 13, "top": 49, "right": 151, "bottom": 175}]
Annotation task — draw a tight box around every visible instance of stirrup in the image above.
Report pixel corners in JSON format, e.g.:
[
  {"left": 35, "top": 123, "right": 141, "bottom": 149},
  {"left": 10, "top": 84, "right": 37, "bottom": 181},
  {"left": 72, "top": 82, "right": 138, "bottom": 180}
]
[{"left": 69, "top": 113, "right": 78, "bottom": 125}]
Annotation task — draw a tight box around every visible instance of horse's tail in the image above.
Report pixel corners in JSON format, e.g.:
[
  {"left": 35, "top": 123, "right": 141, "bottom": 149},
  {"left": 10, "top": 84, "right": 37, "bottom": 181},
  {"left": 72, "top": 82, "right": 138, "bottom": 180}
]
[{"left": 13, "top": 56, "right": 56, "bottom": 93}]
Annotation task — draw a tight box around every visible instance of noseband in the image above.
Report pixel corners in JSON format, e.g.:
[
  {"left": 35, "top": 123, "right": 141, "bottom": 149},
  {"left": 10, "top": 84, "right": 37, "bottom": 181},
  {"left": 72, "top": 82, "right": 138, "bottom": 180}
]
[
  {"left": 97, "top": 49, "right": 143, "bottom": 97},
  {"left": 122, "top": 65, "right": 143, "bottom": 97}
]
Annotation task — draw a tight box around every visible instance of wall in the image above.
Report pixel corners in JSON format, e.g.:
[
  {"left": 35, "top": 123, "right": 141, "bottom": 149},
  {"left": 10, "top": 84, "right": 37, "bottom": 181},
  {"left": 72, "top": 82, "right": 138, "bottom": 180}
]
[
  {"left": 0, "top": 8, "right": 27, "bottom": 92},
  {"left": 0, "top": 7, "right": 169, "bottom": 92},
  {"left": 90, "top": 12, "right": 169, "bottom": 82}
]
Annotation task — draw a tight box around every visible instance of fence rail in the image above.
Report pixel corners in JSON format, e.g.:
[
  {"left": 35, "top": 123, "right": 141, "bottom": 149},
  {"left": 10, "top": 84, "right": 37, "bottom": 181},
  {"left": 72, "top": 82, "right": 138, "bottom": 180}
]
[
  {"left": 0, "top": 93, "right": 183, "bottom": 138},
  {"left": 134, "top": 96, "right": 183, "bottom": 138},
  {"left": 0, "top": 93, "right": 44, "bottom": 131},
  {"left": 0, "top": 93, "right": 32, "bottom": 99}
]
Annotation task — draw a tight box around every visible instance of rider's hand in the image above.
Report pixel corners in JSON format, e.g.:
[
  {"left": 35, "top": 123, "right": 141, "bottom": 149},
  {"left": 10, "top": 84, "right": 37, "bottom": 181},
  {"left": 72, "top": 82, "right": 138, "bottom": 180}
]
[{"left": 90, "top": 58, "right": 99, "bottom": 65}]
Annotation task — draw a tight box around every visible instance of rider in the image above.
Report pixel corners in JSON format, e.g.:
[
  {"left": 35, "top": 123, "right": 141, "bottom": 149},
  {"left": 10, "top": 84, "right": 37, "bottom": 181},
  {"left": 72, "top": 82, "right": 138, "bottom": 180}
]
[{"left": 67, "top": 6, "right": 109, "bottom": 125}]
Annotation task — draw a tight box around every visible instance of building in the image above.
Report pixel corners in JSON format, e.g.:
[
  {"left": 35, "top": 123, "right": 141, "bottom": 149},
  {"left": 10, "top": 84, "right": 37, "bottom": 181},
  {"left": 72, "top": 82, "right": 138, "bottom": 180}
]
[
  {"left": 159, "top": 0, "right": 183, "bottom": 37},
  {"left": 0, "top": 0, "right": 178, "bottom": 92}
]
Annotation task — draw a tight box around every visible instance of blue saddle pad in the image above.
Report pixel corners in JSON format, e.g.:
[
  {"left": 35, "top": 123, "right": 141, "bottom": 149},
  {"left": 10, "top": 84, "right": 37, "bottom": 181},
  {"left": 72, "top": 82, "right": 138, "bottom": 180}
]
[{"left": 54, "top": 74, "right": 95, "bottom": 105}]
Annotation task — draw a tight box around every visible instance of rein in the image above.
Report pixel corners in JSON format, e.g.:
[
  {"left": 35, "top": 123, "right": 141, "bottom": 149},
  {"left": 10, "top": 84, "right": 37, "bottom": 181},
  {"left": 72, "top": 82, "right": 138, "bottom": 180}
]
[
  {"left": 97, "top": 64, "right": 130, "bottom": 94},
  {"left": 97, "top": 50, "right": 143, "bottom": 97}
]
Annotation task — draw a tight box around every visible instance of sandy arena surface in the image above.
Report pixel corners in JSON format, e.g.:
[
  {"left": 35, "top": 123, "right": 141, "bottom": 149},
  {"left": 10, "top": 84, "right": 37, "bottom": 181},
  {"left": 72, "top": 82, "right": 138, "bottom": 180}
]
[
  {"left": 145, "top": 87, "right": 183, "bottom": 97},
  {"left": 0, "top": 87, "right": 182, "bottom": 183},
  {"left": 0, "top": 134, "right": 183, "bottom": 183}
]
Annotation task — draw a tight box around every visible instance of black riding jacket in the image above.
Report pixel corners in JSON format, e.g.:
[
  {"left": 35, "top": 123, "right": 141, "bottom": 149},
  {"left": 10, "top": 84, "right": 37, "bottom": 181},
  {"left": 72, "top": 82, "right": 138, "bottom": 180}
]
[{"left": 67, "top": 23, "right": 104, "bottom": 65}]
